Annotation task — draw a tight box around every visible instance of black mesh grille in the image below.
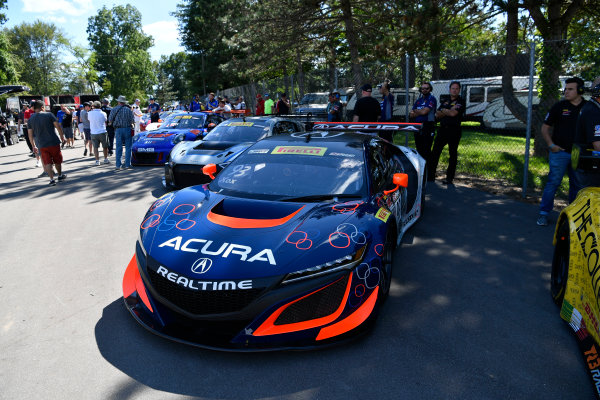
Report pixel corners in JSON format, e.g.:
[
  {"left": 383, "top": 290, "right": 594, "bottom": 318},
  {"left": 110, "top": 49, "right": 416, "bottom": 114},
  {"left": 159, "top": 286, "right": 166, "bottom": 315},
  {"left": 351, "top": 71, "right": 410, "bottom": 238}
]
[
  {"left": 274, "top": 274, "right": 349, "bottom": 325},
  {"left": 134, "top": 152, "right": 158, "bottom": 164},
  {"left": 173, "top": 165, "right": 211, "bottom": 188},
  {"left": 147, "top": 269, "right": 264, "bottom": 315}
]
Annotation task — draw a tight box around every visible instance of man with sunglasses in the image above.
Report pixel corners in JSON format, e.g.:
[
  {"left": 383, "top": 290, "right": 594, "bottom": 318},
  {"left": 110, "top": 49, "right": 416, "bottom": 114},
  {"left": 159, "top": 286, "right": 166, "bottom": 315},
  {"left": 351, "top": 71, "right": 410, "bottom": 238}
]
[{"left": 409, "top": 82, "right": 437, "bottom": 164}]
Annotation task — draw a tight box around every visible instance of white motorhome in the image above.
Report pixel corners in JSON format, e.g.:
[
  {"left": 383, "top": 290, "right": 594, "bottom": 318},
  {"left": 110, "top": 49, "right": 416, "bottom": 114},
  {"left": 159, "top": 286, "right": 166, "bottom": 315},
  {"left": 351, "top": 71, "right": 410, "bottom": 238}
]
[
  {"left": 345, "top": 87, "right": 419, "bottom": 121},
  {"left": 430, "top": 76, "right": 534, "bottom": 122}
]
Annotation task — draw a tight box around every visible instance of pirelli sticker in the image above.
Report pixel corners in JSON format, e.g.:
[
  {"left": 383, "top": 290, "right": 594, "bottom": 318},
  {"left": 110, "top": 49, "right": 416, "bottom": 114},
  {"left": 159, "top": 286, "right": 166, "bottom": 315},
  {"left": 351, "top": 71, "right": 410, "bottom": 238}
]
[
  {"left": 272, "top": 146, "right": 327, "bottom": 156},
  {"left": 375, "top": 207, "right": 391, "bottom": 223}
]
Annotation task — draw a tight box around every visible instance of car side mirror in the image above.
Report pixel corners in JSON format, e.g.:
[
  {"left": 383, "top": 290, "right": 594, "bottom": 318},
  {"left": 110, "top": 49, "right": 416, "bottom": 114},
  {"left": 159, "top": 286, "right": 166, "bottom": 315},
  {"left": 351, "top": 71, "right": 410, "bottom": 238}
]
[
  {"left": 203, "top": 163, "right": 217, "bottom": 180},
  {"left": 384, "top": 173, "right": 408, "bottom": 195}
]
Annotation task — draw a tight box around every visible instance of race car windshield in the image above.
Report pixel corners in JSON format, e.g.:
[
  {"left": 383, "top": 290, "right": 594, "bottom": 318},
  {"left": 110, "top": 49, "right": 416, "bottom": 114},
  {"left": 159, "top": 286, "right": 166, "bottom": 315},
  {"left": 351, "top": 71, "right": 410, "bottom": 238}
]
[
  {"left": 210, "top": 143, "right": 366, "bottom": 200},
  {"left": 162, "top": 114, "right": 206, "bottom": 129},
  {"left": 203, "top": 122, "right": 269, "bottom": 143},
  {"left": 299, "top": 94, "right": 328, "bottom": 105}
]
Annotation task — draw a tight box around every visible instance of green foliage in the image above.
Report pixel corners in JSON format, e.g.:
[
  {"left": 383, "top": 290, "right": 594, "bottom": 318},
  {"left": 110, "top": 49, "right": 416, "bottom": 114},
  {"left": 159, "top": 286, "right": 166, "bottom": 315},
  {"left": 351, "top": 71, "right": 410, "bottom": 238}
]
[
  {"left": 0, "top": 30, "right": 18, "bottom": 84},
  {"left": 5, "top": 20, "right": 67, "bottom": 94},
  {"left": 87, "top": 4, "right": 156, "bottom": 100},
  {"left": 566, "top": 14, "right": 600, "bottom": 80},
  {"left": 0, "top": 0, "right": 6, "bottom": 26},
  {"left": 157, "top": 52, "right": 191, "bottom": 101}
]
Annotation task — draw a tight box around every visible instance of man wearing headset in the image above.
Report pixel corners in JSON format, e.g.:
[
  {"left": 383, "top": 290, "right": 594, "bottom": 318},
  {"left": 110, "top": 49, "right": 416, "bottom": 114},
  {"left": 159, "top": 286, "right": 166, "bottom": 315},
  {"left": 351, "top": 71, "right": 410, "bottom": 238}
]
[
  {"left": 536, "top": 77, "right": 586, "bottom": 226},
  {"left": 409, "top": 81, "right": 437, "bottom": 163},
  {"left": 571, "top": 77, "right": 600, "bottom": 193}
]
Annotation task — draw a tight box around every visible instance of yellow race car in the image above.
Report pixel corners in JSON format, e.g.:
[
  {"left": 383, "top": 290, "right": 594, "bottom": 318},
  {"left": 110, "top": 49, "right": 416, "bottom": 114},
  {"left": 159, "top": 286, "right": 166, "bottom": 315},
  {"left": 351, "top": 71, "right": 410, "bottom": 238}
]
[{"left": 552, "top": 187, "right": 600, "bottom": 396}]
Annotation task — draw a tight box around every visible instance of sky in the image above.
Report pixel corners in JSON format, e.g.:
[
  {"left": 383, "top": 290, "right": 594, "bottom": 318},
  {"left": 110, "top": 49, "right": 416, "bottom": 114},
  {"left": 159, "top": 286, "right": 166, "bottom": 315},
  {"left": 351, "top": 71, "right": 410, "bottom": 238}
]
[{"left": 4, "top": 0, "right": 186, "bottom": 61}]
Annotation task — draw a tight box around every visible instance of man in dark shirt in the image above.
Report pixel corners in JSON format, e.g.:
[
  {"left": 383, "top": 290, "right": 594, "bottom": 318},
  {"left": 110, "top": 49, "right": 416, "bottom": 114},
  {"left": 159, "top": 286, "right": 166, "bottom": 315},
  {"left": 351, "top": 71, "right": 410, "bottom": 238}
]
[
  {"left": 353, "top": 84, "right": 381, "bottom": 123},
  {"left": 27, "top": 101, "right": 67, "bottom": 186},
  {"left": 276, "top": 93, "right": 290, "bottom": 115},
  {"left": 429, "top": 81, "right": 466, "bottom": 184},
  {"left": 101, "top": 98, "right": 114, "bottom": 155},
  {"left": 537, "top": 77, "right": 586, "bottom": 226},
  {"left": 148, "top": 97, "right": 160, "bottom": 123},
  {"left": 571, "top": 78, "right": 600, "bottom": 194}
]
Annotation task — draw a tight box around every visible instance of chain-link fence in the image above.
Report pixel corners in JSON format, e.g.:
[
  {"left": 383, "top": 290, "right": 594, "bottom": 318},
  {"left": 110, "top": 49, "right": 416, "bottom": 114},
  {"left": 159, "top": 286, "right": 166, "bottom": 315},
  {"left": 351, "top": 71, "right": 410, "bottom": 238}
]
[{"left": 219, "top": 36, "right": 597, "bottom": 200}]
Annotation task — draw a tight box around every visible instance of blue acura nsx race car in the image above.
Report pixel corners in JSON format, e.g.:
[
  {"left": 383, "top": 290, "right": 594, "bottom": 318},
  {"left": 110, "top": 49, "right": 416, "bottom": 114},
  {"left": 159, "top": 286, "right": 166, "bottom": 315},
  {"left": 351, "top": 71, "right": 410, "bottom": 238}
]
[
  {"left": 164, "top": 116, "right": 305, "bottom": 189},
  {"left": 123, "top": 122, "right": 424, "bottom": 350},
  {"left": 131, "top": 112, "right": 225, "bottom": 166}
]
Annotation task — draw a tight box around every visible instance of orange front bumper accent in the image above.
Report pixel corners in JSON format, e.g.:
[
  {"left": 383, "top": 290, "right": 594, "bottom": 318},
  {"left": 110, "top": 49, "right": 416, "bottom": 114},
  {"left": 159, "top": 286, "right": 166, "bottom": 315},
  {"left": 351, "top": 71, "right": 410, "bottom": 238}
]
[
  {"left": 122, "top": 254, "right": 153, "bottom": 313},
  {"left": 253, "top": 274, "right": 353, "bottom": 336}
]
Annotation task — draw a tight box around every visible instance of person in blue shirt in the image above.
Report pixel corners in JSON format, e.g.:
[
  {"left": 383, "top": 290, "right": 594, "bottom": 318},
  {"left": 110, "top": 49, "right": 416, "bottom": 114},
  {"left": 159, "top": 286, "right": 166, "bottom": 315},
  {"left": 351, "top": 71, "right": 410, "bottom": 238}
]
[
  {"left": 379, "top": 82, "right": 394, "bottom": 122},
  {"left": 190, "top": 94, "right": 202, "bottom": 112},
  {"left": 409, "top": 81, "right": 437, "bottom": 169},
  {"left": 206, "top": 93, "right": 218, "bottom": 110},
  {"left": 147, "top": 97, "right": 160, "bottom": 123}
]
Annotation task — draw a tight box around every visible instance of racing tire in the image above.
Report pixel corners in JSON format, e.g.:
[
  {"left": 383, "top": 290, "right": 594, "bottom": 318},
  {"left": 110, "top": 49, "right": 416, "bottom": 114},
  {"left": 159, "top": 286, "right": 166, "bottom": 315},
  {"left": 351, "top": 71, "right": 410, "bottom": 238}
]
[
  {"left": 380, "top": 227, "right": 397, "bottom": 301},
  {"left": 551, "top": 218, "right": 570, "bottom": 306}
]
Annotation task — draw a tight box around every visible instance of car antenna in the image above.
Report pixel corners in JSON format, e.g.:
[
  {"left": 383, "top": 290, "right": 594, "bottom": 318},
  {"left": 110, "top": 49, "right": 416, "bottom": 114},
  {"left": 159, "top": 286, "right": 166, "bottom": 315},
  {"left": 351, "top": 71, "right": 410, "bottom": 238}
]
[{"left": 305, "top": 133, "right": 312, "bottom": 143}]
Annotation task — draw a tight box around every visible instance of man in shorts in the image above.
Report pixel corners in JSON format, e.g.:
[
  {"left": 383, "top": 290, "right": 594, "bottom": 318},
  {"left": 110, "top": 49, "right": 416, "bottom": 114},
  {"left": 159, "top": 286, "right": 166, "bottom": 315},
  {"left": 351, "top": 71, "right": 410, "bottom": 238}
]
[
  {"left": 60, "top": 105, "right": 75, "bottom": 148},
  {"left": 27, "top": 101, "right": 67, "bottom": 186},
  {"left": 88, "top": 101, "right": 109, "bottom": 166}
]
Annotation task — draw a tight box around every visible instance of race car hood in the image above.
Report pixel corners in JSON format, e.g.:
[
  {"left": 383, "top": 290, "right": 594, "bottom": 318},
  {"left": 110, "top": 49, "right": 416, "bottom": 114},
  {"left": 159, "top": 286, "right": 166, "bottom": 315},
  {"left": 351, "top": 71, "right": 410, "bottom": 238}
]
[
  {"left": 140, "top": 187, "right": 373, "bottom": 281},
  {"left": 170, "top": 141, "right": 253, "bottom": 166}
]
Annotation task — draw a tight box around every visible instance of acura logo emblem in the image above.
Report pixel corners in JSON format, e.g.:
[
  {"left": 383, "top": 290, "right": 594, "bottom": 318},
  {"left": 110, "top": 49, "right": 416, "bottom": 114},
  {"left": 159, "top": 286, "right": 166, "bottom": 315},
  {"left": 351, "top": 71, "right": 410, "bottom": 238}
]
[{"left": 191, "top": 258, "right": 213, "bottom": 274}]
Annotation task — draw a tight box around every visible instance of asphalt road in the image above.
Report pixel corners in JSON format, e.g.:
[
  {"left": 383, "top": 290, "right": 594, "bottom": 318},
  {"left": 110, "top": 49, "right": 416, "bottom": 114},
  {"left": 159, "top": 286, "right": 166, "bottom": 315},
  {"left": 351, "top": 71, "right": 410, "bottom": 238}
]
[{"left": 0, "top": 139, "right": 594, "bottom": 399}]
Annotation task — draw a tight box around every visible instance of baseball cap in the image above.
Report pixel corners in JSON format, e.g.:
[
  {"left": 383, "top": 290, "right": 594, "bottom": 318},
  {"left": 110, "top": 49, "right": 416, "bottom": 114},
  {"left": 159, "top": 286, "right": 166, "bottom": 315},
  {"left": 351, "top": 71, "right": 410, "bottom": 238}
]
[
  {"left": 264, "top": 93, "right": 270, "bottom": 97},
  {"left": 361, "top": 83, "right": 372, "bottom": 92}
]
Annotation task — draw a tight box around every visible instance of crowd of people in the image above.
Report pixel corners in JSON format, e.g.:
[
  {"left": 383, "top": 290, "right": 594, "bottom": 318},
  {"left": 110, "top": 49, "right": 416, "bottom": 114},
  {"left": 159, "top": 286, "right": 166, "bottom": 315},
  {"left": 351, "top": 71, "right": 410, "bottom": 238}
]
[{"left": 18, "top": 77, "right": 600, "bottom": 203}]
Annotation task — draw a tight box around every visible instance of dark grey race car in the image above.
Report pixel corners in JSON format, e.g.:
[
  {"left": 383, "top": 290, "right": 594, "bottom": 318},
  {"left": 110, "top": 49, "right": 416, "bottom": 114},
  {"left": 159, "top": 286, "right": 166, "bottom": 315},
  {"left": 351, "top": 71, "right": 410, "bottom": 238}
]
[{"left": 163, "top": 116, "right": 305, "bottom": 189}]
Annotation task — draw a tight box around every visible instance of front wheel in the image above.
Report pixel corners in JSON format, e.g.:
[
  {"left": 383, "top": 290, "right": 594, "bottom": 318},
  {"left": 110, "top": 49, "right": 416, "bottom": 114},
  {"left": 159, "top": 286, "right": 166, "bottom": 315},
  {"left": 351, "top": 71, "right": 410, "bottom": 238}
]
[{"left": 551, "top": 218, "right": 570, "bottom": 306}]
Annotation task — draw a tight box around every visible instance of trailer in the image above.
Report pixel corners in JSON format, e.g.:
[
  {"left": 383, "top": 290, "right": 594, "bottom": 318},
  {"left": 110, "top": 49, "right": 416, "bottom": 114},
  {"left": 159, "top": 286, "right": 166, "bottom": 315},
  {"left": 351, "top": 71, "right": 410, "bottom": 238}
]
[{"left": 430, "top": 76, "right": 534, "bottom": 122}]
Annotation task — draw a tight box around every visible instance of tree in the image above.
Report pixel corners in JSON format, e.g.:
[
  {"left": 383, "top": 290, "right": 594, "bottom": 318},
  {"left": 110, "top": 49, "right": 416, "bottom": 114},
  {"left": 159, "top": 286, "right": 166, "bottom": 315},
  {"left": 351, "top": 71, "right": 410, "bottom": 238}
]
[
  {"left": 497, "top": 0, "right": 589, "bottom": 156},
  {"left": 87, "top": 4, "right": 156, "bottom": 100},
  {"left": 6, "top": 21, "right": 68, "bottom": 93},
  {"left": 0, "top": 31, "right": 18, "bottom": 85},
  {"left": 157, "top": 52, "right": 191, "bottom": 102}
]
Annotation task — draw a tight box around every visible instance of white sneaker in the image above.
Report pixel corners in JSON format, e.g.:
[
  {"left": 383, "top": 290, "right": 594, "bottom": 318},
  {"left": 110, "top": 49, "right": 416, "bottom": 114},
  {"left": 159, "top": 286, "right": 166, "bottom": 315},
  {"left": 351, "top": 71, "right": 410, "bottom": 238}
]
[
  {"left": 103, "top": 158, "right": 109, "bottom": 164},
  {"left": 95, "top": 160, "right": 100, "bottom": 166},
  {"left": 35, "top": 160, "right": 41, "bottom": 167}
]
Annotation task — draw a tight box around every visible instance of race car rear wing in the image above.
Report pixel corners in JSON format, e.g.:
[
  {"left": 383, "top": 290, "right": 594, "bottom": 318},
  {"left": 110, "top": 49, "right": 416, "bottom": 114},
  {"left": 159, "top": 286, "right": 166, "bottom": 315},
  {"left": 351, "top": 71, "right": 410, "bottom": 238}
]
[{"left": 311, "top": 121, "right": 422, "bottom": 133}]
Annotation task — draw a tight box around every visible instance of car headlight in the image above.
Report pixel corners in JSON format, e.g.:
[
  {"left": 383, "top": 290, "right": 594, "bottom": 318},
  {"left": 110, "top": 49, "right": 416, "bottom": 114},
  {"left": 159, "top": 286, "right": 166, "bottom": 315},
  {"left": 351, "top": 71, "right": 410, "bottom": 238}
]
[
  {"left": 172, "top": 133, "right": 185, "bottom": 144},
  {"left": 281, "top": 245, "right": 367, "bottom": 284},
  {"left": 133, "top": 134, "right": 141, "bottom": 143}
]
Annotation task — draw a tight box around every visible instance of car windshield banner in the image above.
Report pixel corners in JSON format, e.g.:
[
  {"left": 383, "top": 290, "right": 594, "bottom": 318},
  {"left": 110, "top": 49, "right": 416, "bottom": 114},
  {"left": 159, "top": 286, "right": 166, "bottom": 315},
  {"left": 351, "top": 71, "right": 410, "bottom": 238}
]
[{"left": 312, "top": 122, "right": 422, "bottom": 132}]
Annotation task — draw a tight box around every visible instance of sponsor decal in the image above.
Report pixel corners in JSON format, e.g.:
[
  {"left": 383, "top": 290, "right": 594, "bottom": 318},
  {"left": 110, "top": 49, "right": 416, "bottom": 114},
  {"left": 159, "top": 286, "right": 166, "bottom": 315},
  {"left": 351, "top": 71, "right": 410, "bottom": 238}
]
[
  {"left": 158, "top": 236, "right": 276, "bottom": 265},
  {"left": 585, "top": 302, "right": 600, "bottom": 335},
  {"left": 562, "top": 109, "right": 571, "bottom": 116},
  {"left": 375, "top": 207, "right": 391, "bottom": 223},
  {"left": 314, "top": 123, "right": 413, "bottom": 131},
  {"left": 248, "top": 149, "right": 269, "bottom": 154},
  {"left": 595, "top": 125, "right": 600, "bottom": 136},
  {"left": 191, "top": 258, "right": 213, "bottom": 274},
  {"left": 146, "top": 133, "right": 173, "bottom": 138},
  {"left": 329, "top": 152, "right": 355, "bottom": 157},
  {"left": 155, "top": 265, "right": 252, "bottom": 290},
  {"left": 573, "top": 199, "right": 600, "bottom": 312},
  {"left": 182, "top": 115, "right": 192, "bottom": 119},
  {"left": 585, "top": 345, "right": 600, "bottom": 397},
  {"left": 137, "top": 148, "right": 155, "bottom": 152},
  {"left": 272, "top": 146, "right": 327, "bottom": 156},
  {"left": 227, "top": 122, "right": 254, "bottom": 126},
  {"left": 291, "top": 131, "right": 345, "bottom": 138}
]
